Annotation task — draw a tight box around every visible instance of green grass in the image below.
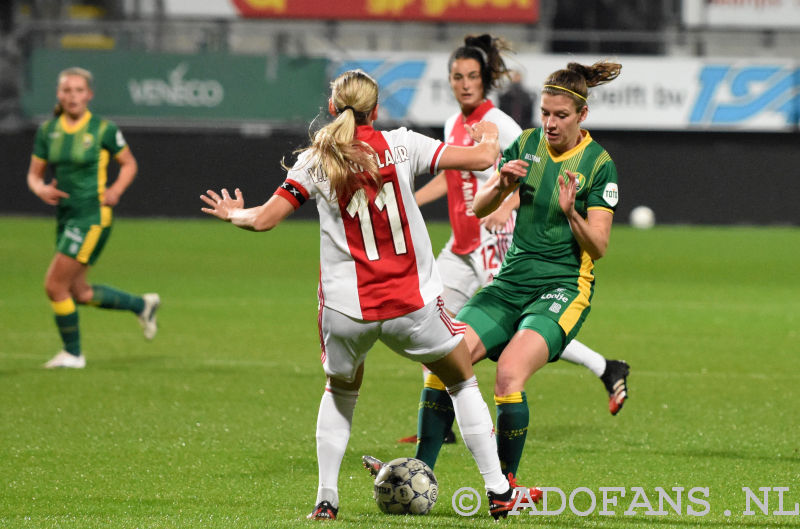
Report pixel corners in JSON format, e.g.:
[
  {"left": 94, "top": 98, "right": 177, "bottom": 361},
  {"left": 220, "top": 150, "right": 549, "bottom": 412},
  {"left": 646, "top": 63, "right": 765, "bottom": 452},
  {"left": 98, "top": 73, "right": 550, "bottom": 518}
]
[{"left": 1, "top": 216, "right": 799, "bottom": 529}]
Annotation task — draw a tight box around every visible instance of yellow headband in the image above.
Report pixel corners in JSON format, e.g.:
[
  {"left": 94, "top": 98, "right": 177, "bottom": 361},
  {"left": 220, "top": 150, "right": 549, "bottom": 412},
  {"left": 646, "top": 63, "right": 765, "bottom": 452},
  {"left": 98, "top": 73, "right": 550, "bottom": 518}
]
[{"left": 543, "top": 84, "right": 587, "bottom": 102}]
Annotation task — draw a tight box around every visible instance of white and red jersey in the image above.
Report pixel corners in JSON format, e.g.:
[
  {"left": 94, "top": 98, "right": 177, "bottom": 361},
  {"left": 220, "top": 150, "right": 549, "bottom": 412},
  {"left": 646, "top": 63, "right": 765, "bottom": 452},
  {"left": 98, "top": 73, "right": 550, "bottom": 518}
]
[
  {"left": 276, "top": 125, "right": 447, "bottom": 321},
  {"left": 442, "top": 99, "right": 522, "bottom": 255}
]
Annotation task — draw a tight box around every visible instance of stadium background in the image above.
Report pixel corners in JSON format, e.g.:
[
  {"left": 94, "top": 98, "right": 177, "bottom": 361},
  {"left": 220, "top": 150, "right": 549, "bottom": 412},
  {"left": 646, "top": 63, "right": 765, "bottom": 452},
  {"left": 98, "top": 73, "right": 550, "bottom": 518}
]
[{"left": 1, "top": 0, "right": 799, "bottom": 226}]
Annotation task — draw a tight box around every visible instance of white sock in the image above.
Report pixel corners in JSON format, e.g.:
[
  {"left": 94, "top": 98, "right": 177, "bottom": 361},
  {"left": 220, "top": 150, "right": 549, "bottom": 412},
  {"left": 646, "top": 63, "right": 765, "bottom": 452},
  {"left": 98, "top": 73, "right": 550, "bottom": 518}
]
[
  {"left": 560, "top": 339, "right": 606, "bottom": 377},
  {"left": 314, "top": 385, "right": 358, "bottom": 507},
  {"left": 448, "top": 376, "right": 509, "bottom": 494}
]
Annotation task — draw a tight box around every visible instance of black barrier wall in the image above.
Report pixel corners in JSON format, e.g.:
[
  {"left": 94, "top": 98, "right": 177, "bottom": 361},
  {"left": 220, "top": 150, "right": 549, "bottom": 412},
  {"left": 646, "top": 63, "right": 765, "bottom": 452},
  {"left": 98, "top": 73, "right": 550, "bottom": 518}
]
[{"left": 3, "top": 127, "right": 798, "bottom": 226}]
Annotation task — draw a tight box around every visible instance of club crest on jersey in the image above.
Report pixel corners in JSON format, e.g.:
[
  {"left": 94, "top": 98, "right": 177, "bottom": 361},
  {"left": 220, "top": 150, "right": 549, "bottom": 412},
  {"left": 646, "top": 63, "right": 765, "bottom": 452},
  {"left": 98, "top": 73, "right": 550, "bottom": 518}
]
[
  {"left": 564, "top": 171, "right": 586, "bottom": 192},
  {"left": 82, "top": 133, "right": 94, "bottom": 149}
]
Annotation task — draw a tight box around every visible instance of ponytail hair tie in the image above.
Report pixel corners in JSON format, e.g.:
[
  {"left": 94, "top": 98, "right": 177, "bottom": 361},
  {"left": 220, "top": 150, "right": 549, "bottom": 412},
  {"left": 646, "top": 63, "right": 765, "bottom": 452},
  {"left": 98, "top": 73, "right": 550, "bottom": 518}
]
[{"left": 339, "top": 105, "right": 356, "bottom": 114}]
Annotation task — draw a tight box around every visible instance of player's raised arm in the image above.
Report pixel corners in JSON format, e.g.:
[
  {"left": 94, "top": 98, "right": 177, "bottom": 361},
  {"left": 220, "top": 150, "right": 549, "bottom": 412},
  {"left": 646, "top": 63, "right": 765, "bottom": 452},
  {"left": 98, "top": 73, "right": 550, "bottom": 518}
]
[{"left": 200, "top": 187, "right": 294, "bottom": 231}]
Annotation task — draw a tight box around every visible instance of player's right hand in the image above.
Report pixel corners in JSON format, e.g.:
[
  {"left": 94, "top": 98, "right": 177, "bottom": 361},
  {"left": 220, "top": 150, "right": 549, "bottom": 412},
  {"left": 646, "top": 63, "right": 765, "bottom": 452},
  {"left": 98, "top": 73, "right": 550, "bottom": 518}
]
[
  {"left": 200, "top": 188, "right": 244, "bottom": 221},
  {"left": 37, "top": 179, "right": 69, "bottom": 205}
]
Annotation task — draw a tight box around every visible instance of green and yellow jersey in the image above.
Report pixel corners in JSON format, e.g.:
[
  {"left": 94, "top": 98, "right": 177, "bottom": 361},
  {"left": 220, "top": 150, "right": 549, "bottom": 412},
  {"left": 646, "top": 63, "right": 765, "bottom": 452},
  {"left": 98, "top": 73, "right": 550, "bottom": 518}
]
[
  {"left": 493, "top": 128, "right": 619, "bottom": 292},
  {"left": 32, "top": 111, "right": 128, "bottom": 227}
]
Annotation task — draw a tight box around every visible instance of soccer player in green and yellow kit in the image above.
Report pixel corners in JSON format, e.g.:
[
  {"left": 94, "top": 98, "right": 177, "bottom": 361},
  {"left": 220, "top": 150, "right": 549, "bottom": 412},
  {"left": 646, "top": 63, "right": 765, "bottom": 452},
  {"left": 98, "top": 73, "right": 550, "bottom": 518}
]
[
  {"left": 455, "top": 60, "right": 623, "bottom": 487},
  {"left": 26, "top": 67, "right": 159, "bottom": 369}
]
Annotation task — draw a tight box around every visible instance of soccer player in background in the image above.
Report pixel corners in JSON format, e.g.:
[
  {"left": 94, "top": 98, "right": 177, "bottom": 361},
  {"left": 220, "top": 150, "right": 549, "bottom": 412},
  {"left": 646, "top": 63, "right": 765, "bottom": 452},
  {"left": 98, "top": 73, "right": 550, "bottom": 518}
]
[
  {"left": 26, "top": 67, "right": 160, "bottom": 369},
  {"left": 399, "top": 36, "right": 629, "bottom": 458},
  {"left": 200, "top": 69, "right": 525, "bottom": 520}
]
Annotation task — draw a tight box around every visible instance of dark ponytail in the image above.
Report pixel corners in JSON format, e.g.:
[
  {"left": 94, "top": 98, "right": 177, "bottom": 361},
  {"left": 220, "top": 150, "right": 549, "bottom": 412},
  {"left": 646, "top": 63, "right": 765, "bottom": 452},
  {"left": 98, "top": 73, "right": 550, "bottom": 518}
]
[{"left": 449, "top": 34, "right": 513, "bottom": 97}]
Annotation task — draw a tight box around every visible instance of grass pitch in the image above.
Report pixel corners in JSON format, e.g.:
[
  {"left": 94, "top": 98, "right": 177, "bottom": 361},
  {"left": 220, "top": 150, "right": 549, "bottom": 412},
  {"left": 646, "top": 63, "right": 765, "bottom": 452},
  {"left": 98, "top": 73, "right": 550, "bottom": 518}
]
[{"left": 1, "top": 216, "right": 798, "bottom": 529}]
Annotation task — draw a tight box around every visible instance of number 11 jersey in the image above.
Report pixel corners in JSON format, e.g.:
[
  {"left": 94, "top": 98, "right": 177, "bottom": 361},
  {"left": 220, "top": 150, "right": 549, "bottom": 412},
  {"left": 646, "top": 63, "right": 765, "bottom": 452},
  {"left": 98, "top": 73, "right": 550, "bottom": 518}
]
[{"left": 277, "top": 125, "right": 448, "bottom": 321}]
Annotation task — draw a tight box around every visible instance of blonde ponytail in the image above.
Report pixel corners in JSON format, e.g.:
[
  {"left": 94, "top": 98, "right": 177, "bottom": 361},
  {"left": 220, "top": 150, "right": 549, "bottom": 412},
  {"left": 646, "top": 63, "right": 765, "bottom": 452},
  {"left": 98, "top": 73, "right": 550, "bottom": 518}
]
[{"left": 289, "top": 70, "right": 381, "bottom": 201}]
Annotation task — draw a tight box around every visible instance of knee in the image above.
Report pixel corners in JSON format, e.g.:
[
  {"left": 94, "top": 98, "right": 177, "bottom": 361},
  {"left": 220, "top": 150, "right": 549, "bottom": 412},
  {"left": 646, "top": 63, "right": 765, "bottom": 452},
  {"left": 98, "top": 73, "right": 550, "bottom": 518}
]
[
  {"left": 494, "top": 371, "right": 524, "bottom": 397},
  {"left": 44, "top": 277, "right": 63, "bottom": 301},
  {"left": 71, "top": 286, "right": 93, "bottom": 305}
]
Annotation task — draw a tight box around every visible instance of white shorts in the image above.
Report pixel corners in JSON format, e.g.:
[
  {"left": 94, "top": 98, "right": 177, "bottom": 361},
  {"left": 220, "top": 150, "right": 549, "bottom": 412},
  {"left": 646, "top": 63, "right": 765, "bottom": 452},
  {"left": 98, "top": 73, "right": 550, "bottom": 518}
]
[
  {"left": 319, "top": 297, "right": 465, "bottom": 383},
  {"left": 437, "top": 224, "right": 514, "bottom": 314}
]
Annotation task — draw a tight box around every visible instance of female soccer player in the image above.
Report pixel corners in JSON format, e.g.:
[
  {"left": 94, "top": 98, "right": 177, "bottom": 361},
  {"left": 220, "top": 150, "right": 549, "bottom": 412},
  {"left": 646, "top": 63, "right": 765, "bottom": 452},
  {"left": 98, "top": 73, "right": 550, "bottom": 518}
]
[
  {"left": 200, "top": 69, "right": 519, "bottom": 520},
  {"left": 408, "top": 36, "right": 629, "bottom": 465},
  {"left": 458, "top": 59, "right": 625, "bottom": 480},
  {"left": 27, "top": 67, "right": 159, "bottom": 369}
]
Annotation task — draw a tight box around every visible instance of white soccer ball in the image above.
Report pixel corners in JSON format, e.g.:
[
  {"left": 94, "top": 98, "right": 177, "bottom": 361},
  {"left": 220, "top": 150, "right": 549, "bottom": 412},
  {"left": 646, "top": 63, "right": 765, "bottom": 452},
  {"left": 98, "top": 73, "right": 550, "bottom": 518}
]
[
  {"left": 629, "top": 205, "right": 655, "bottom": 229},
  {"left": 373, "top": 457, "right": 438, "bottom": 515}
]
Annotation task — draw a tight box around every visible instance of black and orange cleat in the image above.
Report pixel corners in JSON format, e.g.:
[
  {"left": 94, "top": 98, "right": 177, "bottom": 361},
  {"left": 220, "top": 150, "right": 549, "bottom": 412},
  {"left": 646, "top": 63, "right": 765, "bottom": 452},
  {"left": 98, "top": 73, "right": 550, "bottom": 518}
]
[
  {"left": 306, "top": 500, "right": 338, "bottom": 520},
  {"left": 601, "top": 360, "right": 630, "bottom": 415}
]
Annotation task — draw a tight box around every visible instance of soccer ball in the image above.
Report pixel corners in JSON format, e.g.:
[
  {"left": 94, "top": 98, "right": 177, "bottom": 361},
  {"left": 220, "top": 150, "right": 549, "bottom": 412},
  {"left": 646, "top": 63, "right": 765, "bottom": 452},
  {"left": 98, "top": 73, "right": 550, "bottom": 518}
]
[
  {"left": 373, "top": 457, "right": 438, "bottom": 515},
  {"left": 629, "top": 205, "right": 655, "bottom": 229}
]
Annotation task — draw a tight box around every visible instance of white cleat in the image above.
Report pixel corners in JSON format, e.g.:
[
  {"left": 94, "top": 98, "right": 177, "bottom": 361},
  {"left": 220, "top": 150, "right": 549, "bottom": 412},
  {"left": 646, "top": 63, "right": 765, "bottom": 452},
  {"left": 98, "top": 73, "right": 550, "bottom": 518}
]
[
  {"left": 138, "top": 293, "right": 160, "bottom": 340},
  {"left": 43, "top": 350, "right": 86, "bottom": 369}
]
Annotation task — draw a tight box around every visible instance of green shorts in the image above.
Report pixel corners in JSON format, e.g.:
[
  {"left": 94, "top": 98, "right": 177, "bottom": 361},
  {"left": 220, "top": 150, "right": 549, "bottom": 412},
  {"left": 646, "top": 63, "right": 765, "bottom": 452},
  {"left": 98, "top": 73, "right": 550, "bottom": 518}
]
[
  {"left": 56, "top": 221, "right": 112, "bottom": 265},
  {"left": 457, "top": 282, "right": 592, "bottom": 362}
]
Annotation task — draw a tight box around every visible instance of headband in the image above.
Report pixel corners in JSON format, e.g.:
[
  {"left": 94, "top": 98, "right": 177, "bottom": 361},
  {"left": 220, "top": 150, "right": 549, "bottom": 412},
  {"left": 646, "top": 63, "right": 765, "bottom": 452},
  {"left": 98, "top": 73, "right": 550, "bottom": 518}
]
[
  {"left": 543, "top": 84, "right": 587, "bottom": 102},
  {"left": 466, "top": 45, "right": 488, "bottom": 66}
]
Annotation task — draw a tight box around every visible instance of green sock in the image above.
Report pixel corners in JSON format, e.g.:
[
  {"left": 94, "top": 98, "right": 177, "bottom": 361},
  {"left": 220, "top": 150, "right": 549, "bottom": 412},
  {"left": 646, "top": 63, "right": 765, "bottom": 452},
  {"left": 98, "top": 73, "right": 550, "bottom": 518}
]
[
  {"left": 90, "top": 284, "right": 145, "bottom": 313},
  {"left": 54, "top": 310, "right": 81, "bottom": 356},
  {"left": 495, "top": 391, "right": 529, "bottom": 477},
  {"left": 414, "top": 386, "right": 455, "bottom": 470}
]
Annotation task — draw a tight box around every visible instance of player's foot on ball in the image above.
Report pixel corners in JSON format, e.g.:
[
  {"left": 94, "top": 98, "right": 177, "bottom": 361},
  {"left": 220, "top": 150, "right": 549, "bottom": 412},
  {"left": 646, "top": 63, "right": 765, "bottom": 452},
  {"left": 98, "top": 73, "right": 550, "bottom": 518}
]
[
  {"left": 306, "top": 500, "right": 338, "bottom": 520},
  {"left": 362, "top": 455, "right": 384, "bottom": 477},
  {"left": 600, "top": 360, "right": 630, "bottom": 415}
]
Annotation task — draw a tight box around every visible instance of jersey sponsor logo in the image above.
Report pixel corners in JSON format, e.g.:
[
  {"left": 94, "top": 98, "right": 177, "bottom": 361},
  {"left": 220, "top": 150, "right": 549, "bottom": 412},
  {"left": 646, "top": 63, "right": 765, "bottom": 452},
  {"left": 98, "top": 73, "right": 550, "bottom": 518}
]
[
  {"left": 64, "top": 227, "right": 84, "bottom": 244},
  {"left": 548, "top": 302, "right": 562, "bottom": 313},
  {"left": 49, "top": 132, "right": 61, "bottom": 140},
  {"left": 524, "top": 153, "right": 541, "bottom": 163},
  {"left": 541, "top": 292, "right": 570, "bottom": 304},
  {"left": 128, "top": 63, "right": 225, "bottom": 108},
  {"left": 333, "top": 60, "right": 426, "bottom": 119},
  {"left": 603, "top": 182, "right": 619, "bottom": 207},
  {"left": 115, "top": 130, "right": 126, "bottom": 148}
]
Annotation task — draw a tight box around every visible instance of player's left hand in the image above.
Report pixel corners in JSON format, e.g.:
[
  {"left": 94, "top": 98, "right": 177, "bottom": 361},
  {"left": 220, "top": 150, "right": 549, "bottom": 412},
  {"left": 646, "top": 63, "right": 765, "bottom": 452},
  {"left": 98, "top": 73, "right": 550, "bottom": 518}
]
[
  {"left": 201, "top": 188, "right": 244, "bottom": 221},
  {"left": 558, "top": 170, "right": 578, "bottom": 214},
  {"left": 481, "top": 207, "right": 512, "bottom": 233},
  {"left": 102, "top": 186, "right": 122, "bottom": 206}
]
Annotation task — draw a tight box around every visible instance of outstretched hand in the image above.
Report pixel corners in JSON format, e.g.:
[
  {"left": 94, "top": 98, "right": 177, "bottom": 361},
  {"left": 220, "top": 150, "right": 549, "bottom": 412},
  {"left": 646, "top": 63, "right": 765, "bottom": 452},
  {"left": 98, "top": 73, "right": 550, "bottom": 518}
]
[{"left": 200, "top": 188, "right": 244, "bottom": 221}]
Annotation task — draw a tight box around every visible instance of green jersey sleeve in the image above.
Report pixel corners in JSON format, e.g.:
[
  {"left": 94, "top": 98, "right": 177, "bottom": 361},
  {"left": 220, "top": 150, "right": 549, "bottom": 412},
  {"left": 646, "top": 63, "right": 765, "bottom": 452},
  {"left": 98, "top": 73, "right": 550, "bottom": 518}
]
[
  {"left": 101, "top": 120, "right": 128, "bottom": 157},
  {"left": 32, "top": 121, "right": 51, "bottom": 161},
  {"left": 586, "top": 157, "right": 619, "bottom": 212}
]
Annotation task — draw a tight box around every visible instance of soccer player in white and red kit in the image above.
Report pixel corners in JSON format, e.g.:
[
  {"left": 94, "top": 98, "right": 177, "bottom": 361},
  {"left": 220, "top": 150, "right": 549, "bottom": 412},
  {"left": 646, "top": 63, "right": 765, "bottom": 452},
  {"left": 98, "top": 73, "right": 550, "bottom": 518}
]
[
  {"left": 408, "top": 36, "right": 630, "bottom": 471},
  {"left": 201, "top": 70, "right": 520, "bottom": 521}
]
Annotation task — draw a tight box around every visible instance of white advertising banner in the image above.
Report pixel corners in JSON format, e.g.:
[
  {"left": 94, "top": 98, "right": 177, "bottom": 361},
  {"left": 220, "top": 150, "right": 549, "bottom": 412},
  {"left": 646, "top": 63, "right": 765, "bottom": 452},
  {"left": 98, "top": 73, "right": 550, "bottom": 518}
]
[
  {"left": 332, "top": 54, "right": 799, "bottom": 131},
  {"left": 683, "top": 0, "right": 800, "bottom": 29}
]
